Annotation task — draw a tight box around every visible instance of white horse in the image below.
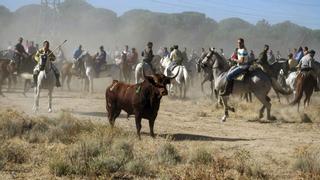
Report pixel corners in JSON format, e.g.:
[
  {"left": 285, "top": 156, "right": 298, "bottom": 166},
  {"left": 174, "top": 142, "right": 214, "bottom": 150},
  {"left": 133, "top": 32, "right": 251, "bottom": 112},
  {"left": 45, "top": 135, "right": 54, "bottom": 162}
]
[
  {"left": 134, "top": 62, "right": 154, "bottom": 84},
  {"left": 160, "top": 57, "right": 188, "bottom": 98},
  {"left": 33, "top": 55, "right": 56, "bottom": 113},
  {"left": 80, "top": 51, "right": 95, "bottom": 93}
]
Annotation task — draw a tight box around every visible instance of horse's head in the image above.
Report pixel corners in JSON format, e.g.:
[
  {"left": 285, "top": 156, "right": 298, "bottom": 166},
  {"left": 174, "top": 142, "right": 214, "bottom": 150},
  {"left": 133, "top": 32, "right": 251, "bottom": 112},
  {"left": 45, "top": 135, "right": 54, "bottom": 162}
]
[{"left": 210, "top": 51, "right": 230, "bottom": 72}]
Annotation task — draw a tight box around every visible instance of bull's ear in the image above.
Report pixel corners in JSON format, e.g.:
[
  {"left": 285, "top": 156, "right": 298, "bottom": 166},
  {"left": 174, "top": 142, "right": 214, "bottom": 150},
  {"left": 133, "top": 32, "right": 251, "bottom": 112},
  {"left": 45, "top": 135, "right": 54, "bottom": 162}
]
[{"left": 145, "top": 76, "right": 156, "bottom": 85}]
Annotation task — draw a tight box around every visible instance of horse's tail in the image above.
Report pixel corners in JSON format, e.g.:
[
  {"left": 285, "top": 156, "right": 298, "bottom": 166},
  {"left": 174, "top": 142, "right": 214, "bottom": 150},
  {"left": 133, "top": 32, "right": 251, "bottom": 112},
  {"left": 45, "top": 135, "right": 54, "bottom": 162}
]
[
  {"left": 290, "top": 73, "right": 304, "bottom": 105},
  {"left": 271, "top": 77, "right": 292, "bottom": 95}
]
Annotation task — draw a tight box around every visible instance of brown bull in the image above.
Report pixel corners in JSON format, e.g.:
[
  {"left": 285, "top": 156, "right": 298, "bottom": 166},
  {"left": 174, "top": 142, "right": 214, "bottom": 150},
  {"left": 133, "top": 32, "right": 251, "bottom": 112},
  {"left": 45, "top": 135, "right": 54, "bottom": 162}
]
[{"left": 105, "top": 70, "right": 178, "bottom": 139}]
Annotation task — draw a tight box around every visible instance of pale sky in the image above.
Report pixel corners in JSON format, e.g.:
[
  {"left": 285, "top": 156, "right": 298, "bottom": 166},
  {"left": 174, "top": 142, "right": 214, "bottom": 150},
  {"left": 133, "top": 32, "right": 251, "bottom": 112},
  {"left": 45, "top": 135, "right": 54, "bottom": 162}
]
[{"left": 1, "top": 0, "right": 320, "bottom": 29}]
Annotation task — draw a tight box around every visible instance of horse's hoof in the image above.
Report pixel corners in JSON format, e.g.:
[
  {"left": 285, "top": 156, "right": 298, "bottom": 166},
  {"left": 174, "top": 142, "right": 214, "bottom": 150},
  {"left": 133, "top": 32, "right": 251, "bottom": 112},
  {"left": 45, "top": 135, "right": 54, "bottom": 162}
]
[
  {"left": 48, "top": 108, "right": 52, "bottom": 113},
  {"left": 33, "top": 107, "right": 39, "bottom": 113},
  {"left": 268, "top": 116, "right": 277, "bottom": 121},
  {"left": 230, "top": 107, "right": 235, "bottom": 112},
  {"left": 221, "top": 115, "right": 227, "bottom": 122}
]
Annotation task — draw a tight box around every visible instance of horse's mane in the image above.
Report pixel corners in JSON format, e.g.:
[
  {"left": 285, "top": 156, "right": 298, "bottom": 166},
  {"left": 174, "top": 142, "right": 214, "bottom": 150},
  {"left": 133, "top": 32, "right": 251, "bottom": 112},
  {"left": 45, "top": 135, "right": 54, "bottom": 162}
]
[{"left": 212, "top": 51, "right": 230, "bottom": 70}]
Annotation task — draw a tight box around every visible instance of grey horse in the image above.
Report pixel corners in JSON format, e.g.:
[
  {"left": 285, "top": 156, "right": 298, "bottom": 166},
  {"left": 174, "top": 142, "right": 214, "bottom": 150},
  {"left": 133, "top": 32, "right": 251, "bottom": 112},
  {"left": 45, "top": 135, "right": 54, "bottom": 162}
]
[{"left": 202, "top": 51, "right": 291, "bottom": 122}]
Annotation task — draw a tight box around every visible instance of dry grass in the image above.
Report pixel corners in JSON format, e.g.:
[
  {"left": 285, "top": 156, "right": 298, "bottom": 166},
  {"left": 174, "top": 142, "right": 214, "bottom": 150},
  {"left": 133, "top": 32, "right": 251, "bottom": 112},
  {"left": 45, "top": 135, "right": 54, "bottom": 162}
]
[
  {"left": 294, "top": 146, "right": 320, "bottom": 179},
  {"left": 0, "top": 107, "right": 318, "bottom": 179}
]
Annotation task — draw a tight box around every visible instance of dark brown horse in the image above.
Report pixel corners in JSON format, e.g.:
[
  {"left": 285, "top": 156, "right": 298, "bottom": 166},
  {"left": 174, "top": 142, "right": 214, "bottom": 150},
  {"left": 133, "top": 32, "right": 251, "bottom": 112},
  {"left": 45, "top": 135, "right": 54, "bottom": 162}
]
[
  {"left": 0, "top": 59, "right": 17, "bottom": 96},
  {"left": 290, "top": 71, "right": 317, "bottom": 111}
]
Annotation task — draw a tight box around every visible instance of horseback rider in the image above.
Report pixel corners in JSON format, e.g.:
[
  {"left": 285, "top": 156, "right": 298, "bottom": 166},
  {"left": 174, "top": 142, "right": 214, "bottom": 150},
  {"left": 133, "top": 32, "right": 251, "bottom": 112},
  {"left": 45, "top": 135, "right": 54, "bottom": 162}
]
[
  {"left": 27, "top": 41, "right": 37, "bottom": 55},
  {"left": 166, "top": 45, "right": 183, "bottom": 75},
  {"left": 221, "top": 38, "right": 250, "bottom": 96},
  {"left": 288, "top": 53, "right": 297, "bottom": 72},
  {"left": 32, "top": 41, "right": 61, "bottom": 87},
  {"left": 14, "top": 37, "right": 29, "bottom": 73},
  {"left": 141, "top": 42, "right": 154, "bottom": 71},
  {"left": 128, "top": 47, "right": 138, "bottom": 67},
  {"left": 73, "top": 45, "right": 84, "bottom": 76},
  {"left": 95, "top": 45, "right": 107, "bottom": 77},
  {"left": 296, "top": 50, "right": 319, "bottom": 91},
  {"left": 256, "top": 44, "right": 272, "bottom": 75}
]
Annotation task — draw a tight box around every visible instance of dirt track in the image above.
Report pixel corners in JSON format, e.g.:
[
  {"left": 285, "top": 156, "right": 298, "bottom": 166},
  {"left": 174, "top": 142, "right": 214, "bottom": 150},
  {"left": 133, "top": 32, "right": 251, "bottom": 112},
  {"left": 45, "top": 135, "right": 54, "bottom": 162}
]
[{"left": 0, "top": 77, "right": 320, "bottom": 177}]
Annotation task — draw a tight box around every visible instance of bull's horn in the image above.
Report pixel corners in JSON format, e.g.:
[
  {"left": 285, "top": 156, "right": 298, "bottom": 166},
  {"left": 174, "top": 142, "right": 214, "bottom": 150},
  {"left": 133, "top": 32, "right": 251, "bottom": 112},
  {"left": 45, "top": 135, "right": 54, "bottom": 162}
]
[{"left": 167, "top": 66, "right": 180, "bottom": 80}]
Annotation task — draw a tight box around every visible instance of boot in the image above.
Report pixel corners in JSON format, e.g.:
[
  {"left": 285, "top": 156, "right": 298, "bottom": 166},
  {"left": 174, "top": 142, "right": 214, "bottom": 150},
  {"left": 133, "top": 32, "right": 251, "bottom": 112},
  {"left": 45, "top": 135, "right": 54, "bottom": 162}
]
[
  {"left": 55, "top": 74, "right": 61, "bottom": 87},
  {"left": 220, "top": 80, "right": 233, "bottom": 96},
  {"left": 31, "top": 74, "right": 37, "bottom": 88}
]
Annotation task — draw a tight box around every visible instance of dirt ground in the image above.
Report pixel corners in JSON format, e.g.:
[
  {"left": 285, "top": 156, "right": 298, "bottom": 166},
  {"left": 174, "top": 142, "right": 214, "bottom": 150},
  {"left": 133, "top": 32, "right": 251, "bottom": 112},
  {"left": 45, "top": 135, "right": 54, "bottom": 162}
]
[{"left": 0, "top": 77, "right": 319, "bottom": 178}]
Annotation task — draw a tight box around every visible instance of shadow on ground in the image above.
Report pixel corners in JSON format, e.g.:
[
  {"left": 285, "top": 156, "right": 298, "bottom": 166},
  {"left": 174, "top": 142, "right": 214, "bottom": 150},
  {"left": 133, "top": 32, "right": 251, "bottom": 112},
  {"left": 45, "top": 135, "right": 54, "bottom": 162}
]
[{"left": 156, "top": 133, "right": 255, "bottom": 142}]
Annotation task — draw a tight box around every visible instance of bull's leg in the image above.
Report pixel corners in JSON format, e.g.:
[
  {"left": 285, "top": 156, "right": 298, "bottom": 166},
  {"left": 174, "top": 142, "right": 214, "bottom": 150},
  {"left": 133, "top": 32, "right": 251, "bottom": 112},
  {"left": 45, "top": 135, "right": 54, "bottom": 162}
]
[
  {"left": 148, "top": 119, "right": 155, "bottom": 138},
  {"left": 135, "top": 115, "right": 142, "bottom": 139}
]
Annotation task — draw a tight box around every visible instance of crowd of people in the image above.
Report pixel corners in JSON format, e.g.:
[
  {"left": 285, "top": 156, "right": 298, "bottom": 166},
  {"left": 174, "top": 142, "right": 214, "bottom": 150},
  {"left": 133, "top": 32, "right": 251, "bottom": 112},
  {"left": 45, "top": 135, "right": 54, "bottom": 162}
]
[{"left": 2, "top": 36, "right": 319, "bottom": 93}]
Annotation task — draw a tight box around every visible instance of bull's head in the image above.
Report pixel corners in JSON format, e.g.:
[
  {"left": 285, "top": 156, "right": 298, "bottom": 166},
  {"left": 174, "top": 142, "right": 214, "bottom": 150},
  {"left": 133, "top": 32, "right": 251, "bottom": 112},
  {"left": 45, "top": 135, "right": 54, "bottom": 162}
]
[{"left": 143, "top": 68, "right": 179, "bottom": 97}]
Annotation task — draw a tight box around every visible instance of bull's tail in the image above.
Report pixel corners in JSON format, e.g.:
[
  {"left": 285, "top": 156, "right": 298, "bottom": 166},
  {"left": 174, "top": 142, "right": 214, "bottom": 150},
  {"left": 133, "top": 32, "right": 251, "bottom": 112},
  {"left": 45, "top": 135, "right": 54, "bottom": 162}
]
[
  {"left": 290, "top": 74, "right": 304, "bottom": 105},
  {"left": 271, "top": 77, "right": 292, "bottom": 95}
]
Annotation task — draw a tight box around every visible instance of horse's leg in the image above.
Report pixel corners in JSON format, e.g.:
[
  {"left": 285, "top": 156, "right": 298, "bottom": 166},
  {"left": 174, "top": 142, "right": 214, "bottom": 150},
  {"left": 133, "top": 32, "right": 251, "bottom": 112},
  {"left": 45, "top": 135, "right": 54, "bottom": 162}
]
[
  {"left": 249, "top": 92, "right": 252, "bottom": 103},
  {"left": 33, "top": 87, "right": 40, "bottom": 112},
  {"left": 61, "top": 73, "right": 66, "bottom": 90},
  {"left": 210, "top": 80, "right": 214, "bottom": 99},
  {"left": 48, "top": 89, "right": 53, "bottom": 113},
  {"left": 220, "top": 96, "right": 229, "bottom": 122},
  {"left": 7, "top": 76, "right": 12, "bottom": 92},
  {"left": 256, "top": 94, "right": 274, "bottom": 120},
  {"left": 67, "top": 74, "right": 72, "bottom": 91},
  {"left": 276, "top": 92, "right": 281, "bottom": 103},
  {"left": 183, "top": 82, "right": 187, "bottom": 99},
  {"left": 0, "top": 77, "right": 4, "bottom": 97},
  {"left": 89, "top": 76, "right": 94, "bottom": 94}
]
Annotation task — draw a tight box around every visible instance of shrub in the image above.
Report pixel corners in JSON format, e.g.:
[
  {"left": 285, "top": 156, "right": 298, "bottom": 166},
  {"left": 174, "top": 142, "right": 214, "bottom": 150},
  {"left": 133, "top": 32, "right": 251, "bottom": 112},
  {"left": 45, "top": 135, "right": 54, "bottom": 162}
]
[
  {"left": 125, "top": 158, "right": 148, "bottom": 176},
  {"left": 157, "top": 143, "right": 181, "bottom": 165},
  {"left": 49, "top": 159, "right": 70, "bottom": 177},
  {"left": 189, "top": 148, "right": 213, "bottom": 165},
  {"left": 1, "top": 142, "right": 28, "bottom": 164},
  {"left": 90, "top": 155, "right": 121, "bottom": 176},
  {"left": 294, "top": 147, "right": 320, "bottom": 177}
]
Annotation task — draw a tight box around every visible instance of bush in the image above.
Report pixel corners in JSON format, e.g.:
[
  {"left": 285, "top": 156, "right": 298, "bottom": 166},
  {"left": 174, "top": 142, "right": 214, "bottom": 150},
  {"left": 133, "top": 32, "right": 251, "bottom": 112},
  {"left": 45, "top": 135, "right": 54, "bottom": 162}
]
[
  {"left": 125, "top": 159, "right": 148, "bottom": 176},
  {"left": 1, "top": 142, "right": 28, "bottom": 164},
  {"left": 157, "top": 143, "right": 181, "bottom": 165},
  {"left": 49, "top": 159, "right": 70, "bottom": 177},
  {"left": 112, "top": 140, "right": 134, "bottom": 163},
  {"left": 189, "top": 148, "right": 213, "bottom": 165},
  {"left": 90, "top": 155, "right": 121, "bottom": 176},
  {"left": 294, "top": 147, "right": 320, "bottom": 177}
]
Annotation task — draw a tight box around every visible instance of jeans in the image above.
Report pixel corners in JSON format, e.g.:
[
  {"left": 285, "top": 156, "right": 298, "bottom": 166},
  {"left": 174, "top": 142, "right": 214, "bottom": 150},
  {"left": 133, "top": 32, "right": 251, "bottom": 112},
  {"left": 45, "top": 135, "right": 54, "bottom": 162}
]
[{"left": 226, "top": 65, "right": 249, "bottom": 81}]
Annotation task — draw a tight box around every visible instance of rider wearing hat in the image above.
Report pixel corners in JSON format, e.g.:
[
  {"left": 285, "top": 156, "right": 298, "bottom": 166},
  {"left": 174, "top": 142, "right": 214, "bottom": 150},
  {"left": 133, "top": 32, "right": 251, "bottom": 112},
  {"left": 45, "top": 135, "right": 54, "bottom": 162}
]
[{"left": 32, "top": 41, "right": 61, "bottom": 87}]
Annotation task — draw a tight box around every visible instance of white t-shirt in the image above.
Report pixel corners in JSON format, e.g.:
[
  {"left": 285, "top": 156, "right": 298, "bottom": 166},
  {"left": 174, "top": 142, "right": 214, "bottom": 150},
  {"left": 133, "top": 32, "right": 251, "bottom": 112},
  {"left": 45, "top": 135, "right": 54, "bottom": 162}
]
[{"left": 237, "top": 48, "right": 249, "bottom": 64}]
